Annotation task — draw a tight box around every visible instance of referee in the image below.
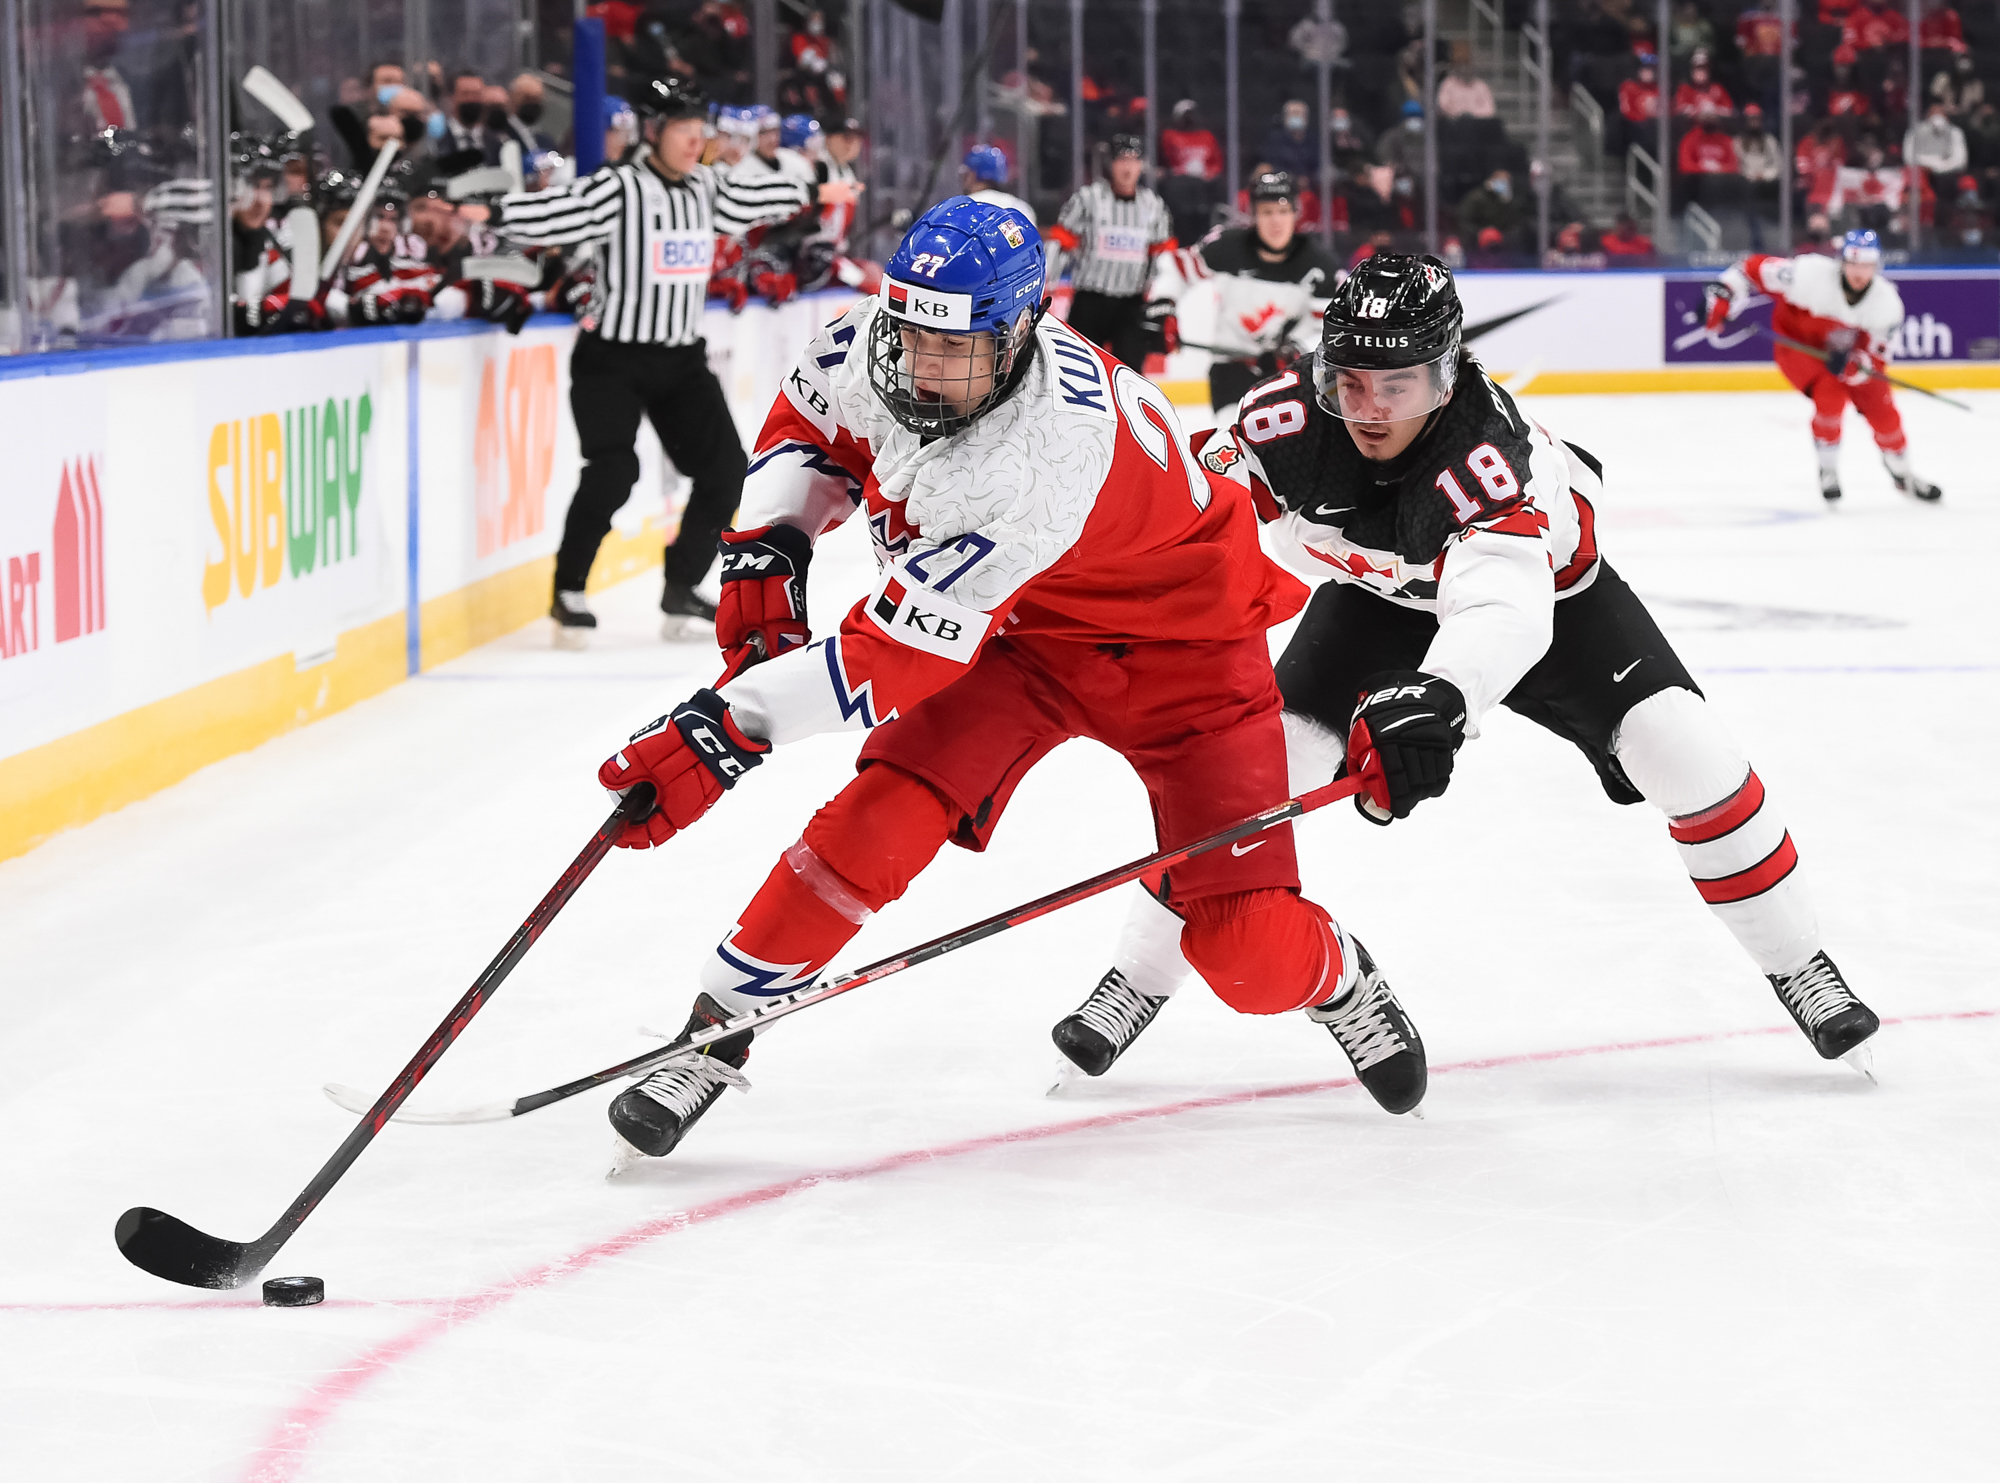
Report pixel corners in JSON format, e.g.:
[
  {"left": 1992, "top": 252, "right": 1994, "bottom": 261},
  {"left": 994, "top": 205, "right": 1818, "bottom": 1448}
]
[
  {"left": 1047, "top": 134, "right": 1176, "bottom": 369},
  {"left": 497, "top": 77, "right": 814, "bottom": 643}
]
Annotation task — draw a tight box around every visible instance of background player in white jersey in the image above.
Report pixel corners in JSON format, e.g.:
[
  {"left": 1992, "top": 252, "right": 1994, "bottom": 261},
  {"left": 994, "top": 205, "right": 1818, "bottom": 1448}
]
[
  {"left": 1051, "top": 254, "right": 1880, "bottom": 1087},
  {"left": 959, "top": 144, "right": 1035, "bottom": 222},
  {"left": 1162, "top": 169, "right": 1343, "bottom": 426},
  {"left": 587, "top": 198, "right": 1428, "bottom": 1162},
  {"left": 1047, "top": 134, "right": 1176, "bottom": 369},
  {"left": 1704, "top": 228, "right": 1941, "bottom": 504}
]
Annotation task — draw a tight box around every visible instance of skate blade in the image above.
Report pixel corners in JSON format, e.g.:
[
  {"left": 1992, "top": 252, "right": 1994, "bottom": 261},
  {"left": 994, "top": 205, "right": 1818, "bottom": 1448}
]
[
  {"left": 1405, "top": 1103, "right": 1427, "bottom": 1121},
  {"left": 552, "top": 623, "right": 591, "bottom": 651},
  {"left": 606, "top": 1135, "right": 652, "bottom": 1180},
  {"left": 660, "top": 614, "right": 716, "bottom": 642},
  {"left": 1046, "top": 1058, "right": 1088, "bottom": 1097},
  {"left": 1841, "top": 1042, "right": 1878, "bottom": 1084}
]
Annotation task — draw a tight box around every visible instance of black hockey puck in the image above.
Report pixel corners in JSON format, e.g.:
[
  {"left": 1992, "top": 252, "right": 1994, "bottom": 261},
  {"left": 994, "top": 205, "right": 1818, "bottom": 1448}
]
[{"left": 261, "top": 1275, "right": 325, "bottom": 1308}]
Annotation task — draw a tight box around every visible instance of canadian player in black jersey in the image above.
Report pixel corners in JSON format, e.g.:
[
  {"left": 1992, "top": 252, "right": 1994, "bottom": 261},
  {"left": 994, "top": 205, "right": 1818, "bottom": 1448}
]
[
  {"left": 1163, "top": 170, "right": 1344, "bottom": 421},
  {"left": 1050, "top": 253, "right": 1881, "bottom": 1088}
]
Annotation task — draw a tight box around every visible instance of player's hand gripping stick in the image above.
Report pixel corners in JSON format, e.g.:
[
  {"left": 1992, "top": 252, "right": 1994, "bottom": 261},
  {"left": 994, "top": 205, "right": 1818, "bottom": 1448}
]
[
  {"left": 715, "top": 523, "right": 814, "bottom": 683},
  {"left": 1347, "top": 671, "right": 1468, "bottom": 825},
  {"left": 599, "top": 691, "right": 769, "bottom": 849},
  {"left": 112, "top": 783, "right": 659, "bottom": 1290}
]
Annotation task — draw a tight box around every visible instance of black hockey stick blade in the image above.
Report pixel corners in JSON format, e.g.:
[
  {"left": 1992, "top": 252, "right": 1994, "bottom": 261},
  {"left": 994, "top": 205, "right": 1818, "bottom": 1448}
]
[
  {"left": 353, "top": 774, "right": 1370, "bottom": 1127},
  {"left": 114, "top": 783, "right": 656, "bottom": 1289}
]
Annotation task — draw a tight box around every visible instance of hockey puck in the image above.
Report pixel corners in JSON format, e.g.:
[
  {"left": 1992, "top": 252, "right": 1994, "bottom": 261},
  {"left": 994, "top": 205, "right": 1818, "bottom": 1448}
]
[{"left": 261, "top": 1275, "right": 325, "bottom": 1308}]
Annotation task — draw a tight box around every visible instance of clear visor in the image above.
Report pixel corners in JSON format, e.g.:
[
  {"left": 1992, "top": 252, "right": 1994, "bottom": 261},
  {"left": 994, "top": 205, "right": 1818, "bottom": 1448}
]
[{"left": 1313, "top": 350, "right": 1456, "bottom": 424}]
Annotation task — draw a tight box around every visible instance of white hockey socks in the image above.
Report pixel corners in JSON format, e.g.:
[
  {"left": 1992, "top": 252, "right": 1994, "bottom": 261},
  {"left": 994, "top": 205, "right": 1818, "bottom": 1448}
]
[
  {"left": 1814, "top": 439, "right": 1841, "bottom": 477},
  {"left": 1110, "top": 884, "right": 1195, "bottom": 1000},
  {"left": 1612, "top": 688, "right": 1820, "bottom": 976}
]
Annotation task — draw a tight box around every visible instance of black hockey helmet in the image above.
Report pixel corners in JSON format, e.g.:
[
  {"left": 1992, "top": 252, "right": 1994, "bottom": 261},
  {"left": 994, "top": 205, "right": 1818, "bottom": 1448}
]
[
  {"left": 1107, "top": 133, "right": 1144, "bottom": 161},
  {"left": 314, "top": 168, "right": 361, "bottom": 213},
  {"left": 1249, "top": 169, "right": 1296, "bottom": 204},
  {"left": 633, "top": 75, "right": 708, "bottom": 124},
  {"left": 1314, "top": 252, "right": 1464, "bottom": 424}
]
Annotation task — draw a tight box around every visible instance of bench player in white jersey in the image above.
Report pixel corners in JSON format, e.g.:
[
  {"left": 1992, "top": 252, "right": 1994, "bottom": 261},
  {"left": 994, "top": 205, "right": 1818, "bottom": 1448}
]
[
  {"left": 1705, "top": 228, "right": 1941, "bottom": 503},
  {"left": 586, "top": 197, "right": 1430, "bottom": 1162},
  {"left": 960, "top": 143, "right": 1035, "bottom": 222},
  {"left": 1049, "top": 253, "right": 1881, "bottom": 1086}
]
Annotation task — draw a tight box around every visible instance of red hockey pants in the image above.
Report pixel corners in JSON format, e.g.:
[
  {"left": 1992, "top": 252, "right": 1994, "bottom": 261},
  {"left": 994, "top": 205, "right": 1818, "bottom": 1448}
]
[{"left": 1776, "top": 345, "right": 1907, "bottom": 453}]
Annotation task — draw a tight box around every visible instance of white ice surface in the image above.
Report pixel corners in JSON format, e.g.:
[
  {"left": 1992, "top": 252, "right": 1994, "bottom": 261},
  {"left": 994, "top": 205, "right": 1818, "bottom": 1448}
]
[{"left": 2, "top": 393, "right": 1996, "bottom": 1482}]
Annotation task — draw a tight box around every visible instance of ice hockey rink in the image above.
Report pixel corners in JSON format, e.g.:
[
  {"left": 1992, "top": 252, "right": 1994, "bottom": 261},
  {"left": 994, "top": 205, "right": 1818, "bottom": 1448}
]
[{"left": 3, "top": 388, "right": 1995, "bottom": 1481}]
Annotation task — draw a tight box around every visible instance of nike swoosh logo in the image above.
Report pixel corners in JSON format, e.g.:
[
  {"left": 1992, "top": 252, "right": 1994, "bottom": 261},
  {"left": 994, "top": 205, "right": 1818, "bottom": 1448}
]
[
  {"left": 1313, "top": 503, "right": 1353, "bottom": 517},
  {"left": 1230, "top": 840, "right": 1267, "bottom": 856},
  {"left": 1613, "top": 659, "right": 1644, "bottom": 682}
]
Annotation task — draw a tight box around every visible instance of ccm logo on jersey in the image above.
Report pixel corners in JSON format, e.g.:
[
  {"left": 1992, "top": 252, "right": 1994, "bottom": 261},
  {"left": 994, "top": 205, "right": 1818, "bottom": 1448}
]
[
  {"left": 884, "top": 280, "right": 973, "bottom": 331},
  {"left": 865, "top": 570, "right": 990, "bottom": 662}
]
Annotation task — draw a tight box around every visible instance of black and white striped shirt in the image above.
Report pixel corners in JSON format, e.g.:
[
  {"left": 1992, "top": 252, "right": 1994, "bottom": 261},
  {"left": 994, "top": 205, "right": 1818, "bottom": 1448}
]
[
  {"left": 499, "top": 152, "right": 809, "bottom": 345},
  {"left": 1050, "top": 182, "right": 1175, "bottom": 298}
]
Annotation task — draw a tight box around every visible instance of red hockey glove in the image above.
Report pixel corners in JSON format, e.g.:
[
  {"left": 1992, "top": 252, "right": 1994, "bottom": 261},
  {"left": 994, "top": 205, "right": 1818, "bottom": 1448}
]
[
  {"left": 709, "top": 273, "right": 749, "bottom": 314},
  {"left": 1142, "top": 297, "right": 1178, "bottom": 354},
  {"left": 1702, "top": 281, "right": 1733, "bottom": 332},
  {"left": 753, "top": 268, "right": 798, "bottom": 307},
  {"left": 1346, "top": 671, "right": 1467, "bottom": 825},
  {"left": 597, "top": 688, "right": 770, "bottom": 849},
  {"left": 715, "top": 523, "right": 814, "bottom": 683},
  {"left": 1839, "top": 345, "right": 1882, "bottom": 386}
]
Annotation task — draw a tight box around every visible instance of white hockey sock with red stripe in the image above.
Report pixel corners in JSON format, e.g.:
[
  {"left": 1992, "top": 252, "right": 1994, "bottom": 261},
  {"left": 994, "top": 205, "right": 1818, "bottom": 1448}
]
[{"left": 1613, "top": 688, "right": 1820, "bottom": 976}]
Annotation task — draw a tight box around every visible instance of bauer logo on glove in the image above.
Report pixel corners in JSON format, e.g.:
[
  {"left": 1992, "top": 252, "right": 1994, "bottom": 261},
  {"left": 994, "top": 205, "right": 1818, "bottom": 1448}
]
[{"left": 1347, "top": 670, "right": 1467, "bottom": 825}]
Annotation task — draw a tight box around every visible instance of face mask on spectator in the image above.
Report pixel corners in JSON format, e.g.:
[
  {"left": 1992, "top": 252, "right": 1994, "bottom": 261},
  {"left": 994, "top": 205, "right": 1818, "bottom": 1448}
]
[
  {"left": 378, "top": 85, "right": 400, "bottom": 106},
  {"left": 1405, "top": 115, "right": 1422, "bottom": 132},
  {"left": 457, "top": 101, "right": 484, "bottom": 126},
  {"left": 485, "top": 105, "right": 508, "bottom": 129},
  {"left": 1489, "top": 175, "right": 1511, "bottom": 199},
  {"left": 427, "top": 111, "right": 447, "bottom": 140},
  {"left": 516, "top": 101, "right": 543, "bottom": 125}
]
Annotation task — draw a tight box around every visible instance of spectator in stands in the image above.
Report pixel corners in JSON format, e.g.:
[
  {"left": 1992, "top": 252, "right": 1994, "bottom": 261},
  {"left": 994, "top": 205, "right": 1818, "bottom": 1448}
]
[
  {"left": 1796, "top": 118, "right": 1848, "bottom": 215},
  {"left": 1931, "top": 53, "right": 1984, "bottom": 119},
  {"left": 1918, "top": 1, "right": 1968, "bottom": 55},
  {"left": 1908, "top": 100, "right": 1969, "bottom": 203},
  {"left": 1828, "top": 137, "right": 1904, "bottom": 236},
  {"left": 501, "top": 74, "right": 555, "bottom": 158},
  {"left": 782, "top": 8, "right": 844, "bottom": 116},
  {"left": 1673, "top": 50, "right": 1733, "bottom": 121},
  {"left": 1600, "top": 212, "right": 1655, "bottom": 260},
  {"left": 1259, "top": 100, "right": 1319, "bottom": 180},
  {"left": 1457, "top": 167, "right": 1523, "bottom": 251},
  {"left": 1159, "top": 99, "right": 1223, "bottom": 247},
  {"left": 1737, "top": 106, "right": 1783, "bottom": 245},
  {"left": 1327, "top": 108, "right": 1372, "bottom": 175},
  {"left": 1437, "top": 48, "right": 1497, "bottom": 120},
  {"left": 1668, "top": 2, "right": 1715, "bottom": 66},
  {"left": 1946, "top": 172, "right": 1988, "bottom": 246},
  {"left": 76, "top": 0, "right": 136, "bottom": 135},
  {"left": 1377, "top": 100, "right": 1428, "bottom": 179},
  {"left": 1678, "top": 112, "right": 1739, "bottom": 208},
  {"left": 1619, "top": 54, "right": 1661, "bottom": 154},
  {"left": 1736, "top": 6, "right": 1786, "bottom": 112},
  {"left": 1963, "top": 100, "right": 2000, "bottom": 201},
  {"left": 684, "top": 0, "right": 754, "bottom": 103},
  {"left": 1841, "top": 0, "right": 1909, "bottom": 59},
  {"left": 1798, "top": 209, "right": 1834, "bottom": 252},
  {"left": 1827, "top": 49, "right": 1875, "bottom": 124},
  {"left": 442, "top": 71, "right": 496, "bottom": 161}
]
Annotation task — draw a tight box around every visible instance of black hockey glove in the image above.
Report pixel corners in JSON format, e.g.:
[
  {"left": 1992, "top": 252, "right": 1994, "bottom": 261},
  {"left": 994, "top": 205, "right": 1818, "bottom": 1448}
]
[
  {"left": 1141, "top": 297, "right": 1178, "bottom": 354},
  {"left": 1822, "top": 326, "right": 1858, "bottom": 379},
  {"left": 1347, "top": 671, "right": 1468, "bottom": 825},
  {"left": 467, "top": 279, "right": 533, "bottom": 334}
]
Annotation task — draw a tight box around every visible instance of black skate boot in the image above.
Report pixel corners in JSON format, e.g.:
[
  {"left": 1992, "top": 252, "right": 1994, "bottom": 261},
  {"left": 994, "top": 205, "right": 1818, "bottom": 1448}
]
[
  {"left": 551, "top": 589, "right": 596, "bottom": 649},
  {"left": 1887, "top": 467, "right": 1942, "bottom": 502},
  {"left": 660, "top": 581, "right": 718, "bottom": 641},
  {"left": 1769, "top": 951, "right": 1879, "bottom": 1062},
  {"left": 608, "top": 994, "right": 752, "bottom": 1158},
  {"left": 1307, "top": 938, "right": 1427, "bottom": 1115},
  {"left": 1053, "top": 969, "right": 1171, "bottom": 1078},
  {"left": 1818, "top": 467, "right": 1842, "bottom": 503}
]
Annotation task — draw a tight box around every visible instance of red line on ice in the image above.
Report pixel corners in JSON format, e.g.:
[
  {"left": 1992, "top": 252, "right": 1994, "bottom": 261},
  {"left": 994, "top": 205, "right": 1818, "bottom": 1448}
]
[{"left": 102, "top": 1008, "right": 2000, "bottom": 1479}]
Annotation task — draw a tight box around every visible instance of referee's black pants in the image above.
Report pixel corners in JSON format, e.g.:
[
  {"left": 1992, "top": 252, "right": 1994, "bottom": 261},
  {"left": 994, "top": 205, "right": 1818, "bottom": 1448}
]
[
  {"left": 555, "top": 334, "right": 747, "bottom": 598},
  {"left": 1066, "top": 289, "right": 1150, "bottom": 370}
]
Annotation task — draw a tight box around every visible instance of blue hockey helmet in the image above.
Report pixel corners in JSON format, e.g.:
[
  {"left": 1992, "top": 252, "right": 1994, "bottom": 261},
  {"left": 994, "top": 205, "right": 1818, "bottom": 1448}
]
[
  {"left": 1841, "top": 227, "right": 1882, "bottom": 264},
  {"left": 781, "top": 113, "right": 823, "bottom": 151},
  {"left": 747, "top": 104, "right": 780, "bottom": 133},
  {"left": 603, "top": 94, "right": 636, "bottom": 135},
  {"left": 868, "top": 195, "right": 1048, "bottom": 437},
  {"left": 962, "top": 143, "right": 1010, "bottom": 186}
]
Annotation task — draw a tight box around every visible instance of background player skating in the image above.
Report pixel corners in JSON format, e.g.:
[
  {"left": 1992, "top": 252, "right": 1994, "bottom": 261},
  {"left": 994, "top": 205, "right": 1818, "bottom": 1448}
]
[
  {"left": 1161, "top": 169, "right": 1342, "bottom": 425},
  {"left": 1705, "top": 229, "right": 1941, "bottom": 504},
  {"left": 589, "top": 197, "right": 1428, "bottom": 1163},
  {"left": 1053, "top": 254, "right": 1880, "bottom": 1086}
]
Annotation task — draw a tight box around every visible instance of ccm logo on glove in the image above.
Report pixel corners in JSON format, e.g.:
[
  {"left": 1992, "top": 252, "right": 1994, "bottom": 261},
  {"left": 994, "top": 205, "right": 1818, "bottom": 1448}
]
[{"left": 599, "top": 688, "right": 770, "bottom": 848}]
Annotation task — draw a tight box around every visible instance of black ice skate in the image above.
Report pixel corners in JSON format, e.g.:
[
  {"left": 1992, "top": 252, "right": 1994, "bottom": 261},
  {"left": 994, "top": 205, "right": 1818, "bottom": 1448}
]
[
  {"left": 1769, "top": 950, "right": 1880, "bottom": 1066},
  {"left": 1818, "top": 467, "right": 1842, "bottom": 503},
  {"left": 1052, "top": 969, "right": 1170, "bottom": 1080},
  {"left": 1888, "top": 467, "right": 1942, "bottom": 502},
  {"left": 660, "top": 581, "right": 718, "bottom": 641},
  {"left": 1307, "top": 938, "right": 1427, "bottom": 1115},
  {"left": 551, "top": 590, "right": 597, "bottom": 649},
  {"left": 608, "top": 994, "right": 752, "bottom": 1158}
]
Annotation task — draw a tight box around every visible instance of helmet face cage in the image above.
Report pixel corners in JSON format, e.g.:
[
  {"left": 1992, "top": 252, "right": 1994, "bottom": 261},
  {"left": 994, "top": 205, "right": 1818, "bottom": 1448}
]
[
  {"left": 866, "top": 306, "right": 1032, "bottom": 439},
  {"left": 1313, "top": 341, "right": 1460, "bottom": 424}
]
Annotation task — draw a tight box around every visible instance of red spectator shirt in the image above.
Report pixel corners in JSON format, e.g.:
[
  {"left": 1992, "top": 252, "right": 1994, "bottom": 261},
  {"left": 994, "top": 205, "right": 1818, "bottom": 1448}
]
[
  {"left": 1679, "top": 128, "right": 1740, "bottom": 175},
  {"left": 1601, "top": 228, "right": 1655, "bottom": 258},
  {"left": 1736, "top": 9, "right": 1786, "bottom": 56},
  {"left": 1827, "top": 88, "right": 1873, "bottom": 119},
  {"left": 1842, "top": 4, "right": 1908, "bottom": 50},
  {"left": 1919, "top": 10, "right": 1967, "bottom": 51},
  {"left": 1673, "top": 80, "right": 1734, "bottom": 119},
  {"left": 1795, "top": 134, "right": 1847, "bottom": 206},
  {"left": 1619, "top": 78, "right": 1660, "bottom": 124},
  {"left": 1160, "top": 128, "right": 1223, "bottom": 179}
]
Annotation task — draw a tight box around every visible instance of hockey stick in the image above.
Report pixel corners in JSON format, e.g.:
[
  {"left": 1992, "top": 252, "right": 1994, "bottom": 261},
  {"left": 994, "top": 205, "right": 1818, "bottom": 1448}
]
[
  {"left": 311, "top": 141, "right": 400, "bottom": 307},
  {"left": 323, "top": 773, "right": 1370, "bottom": 1127},
  {"left": 114, "top": 783, "right": 659, "bottom": 1290},
  {"left": 1756, "top": 325, "right": 1974, "bottom": 412},
  {"left": 238, "top": 69, "right": 322, "bottom": 315}
]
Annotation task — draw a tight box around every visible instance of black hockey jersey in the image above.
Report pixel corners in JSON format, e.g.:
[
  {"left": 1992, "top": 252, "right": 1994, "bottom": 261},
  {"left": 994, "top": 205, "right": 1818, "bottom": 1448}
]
[
  {"left": 1198, "top": 353, "right": 1604, "bottom": 724},
  {"left": 1171, "top": 227, "right": 1343, "bottom": 362}
]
